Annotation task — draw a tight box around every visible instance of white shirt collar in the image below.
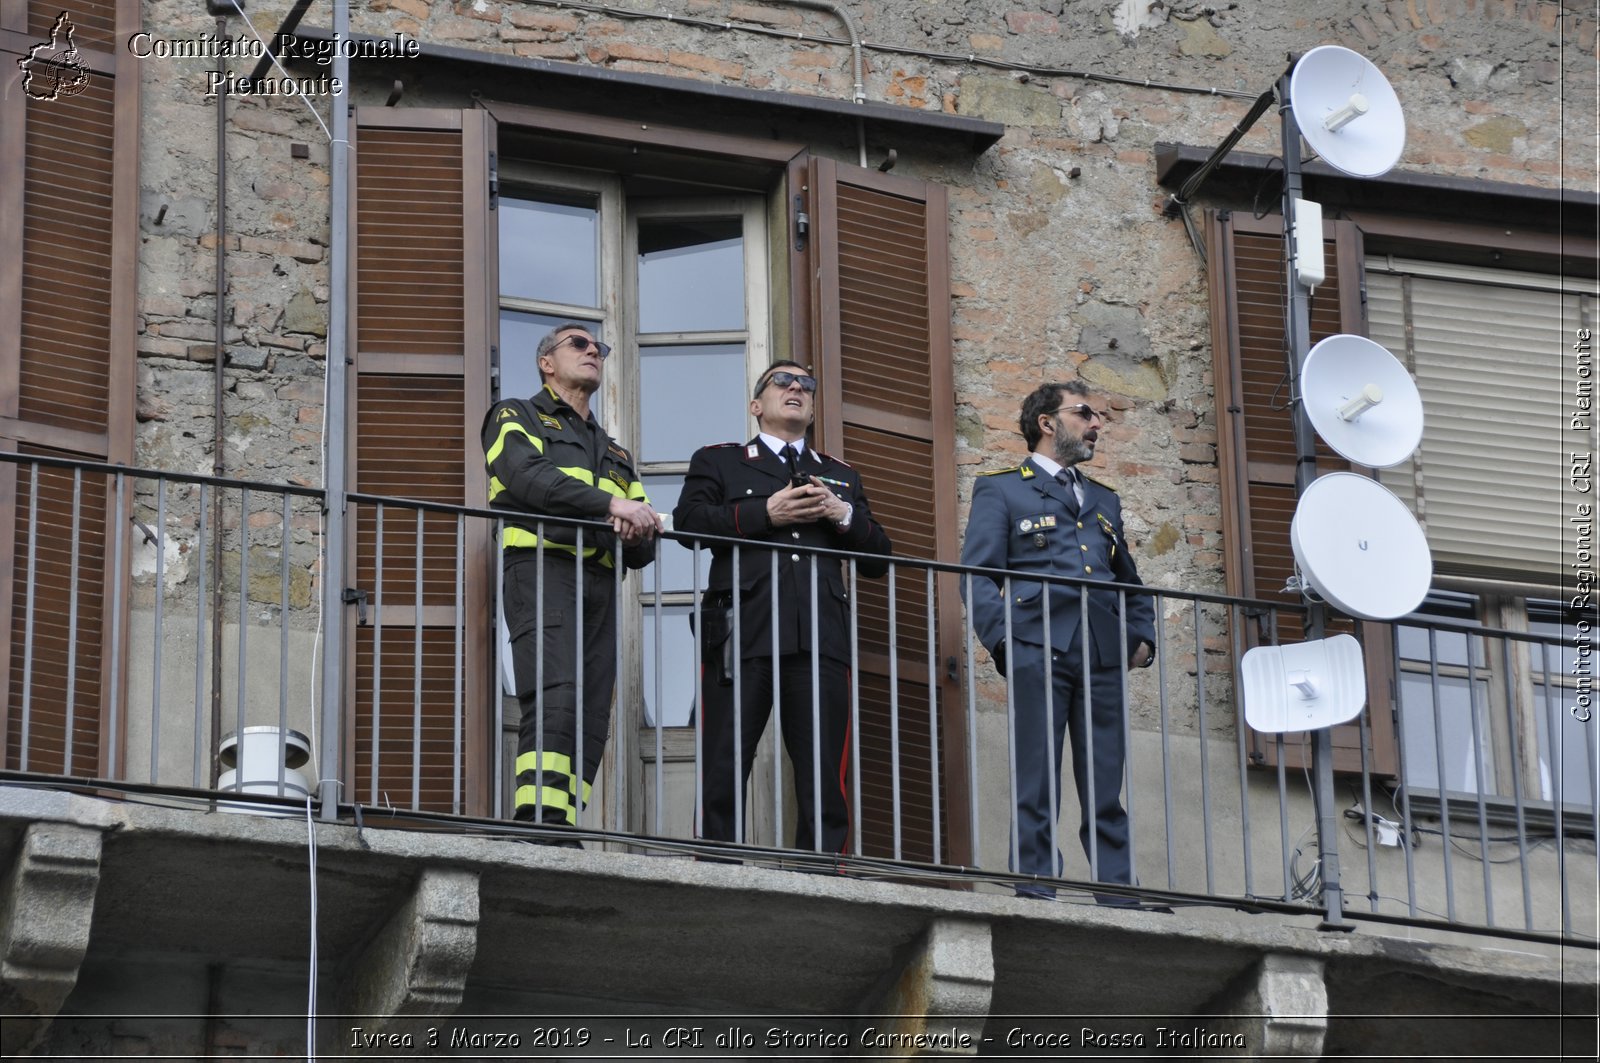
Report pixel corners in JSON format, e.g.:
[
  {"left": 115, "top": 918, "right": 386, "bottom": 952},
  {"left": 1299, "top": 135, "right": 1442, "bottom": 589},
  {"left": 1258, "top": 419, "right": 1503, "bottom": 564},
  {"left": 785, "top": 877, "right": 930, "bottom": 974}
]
[
  {"left": 1030, "top": 451, "right": 1064, "bottom": 478},
  {"left": 759, "top": 433, "right": 806, "bottom": 458}
]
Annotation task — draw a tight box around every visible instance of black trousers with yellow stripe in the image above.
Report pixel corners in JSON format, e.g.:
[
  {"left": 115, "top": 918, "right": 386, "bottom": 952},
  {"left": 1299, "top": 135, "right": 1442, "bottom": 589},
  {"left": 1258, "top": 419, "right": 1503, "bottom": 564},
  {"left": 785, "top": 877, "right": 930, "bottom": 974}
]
[{"left": 504, "top": 552, "right": 616, "bottom": 826}]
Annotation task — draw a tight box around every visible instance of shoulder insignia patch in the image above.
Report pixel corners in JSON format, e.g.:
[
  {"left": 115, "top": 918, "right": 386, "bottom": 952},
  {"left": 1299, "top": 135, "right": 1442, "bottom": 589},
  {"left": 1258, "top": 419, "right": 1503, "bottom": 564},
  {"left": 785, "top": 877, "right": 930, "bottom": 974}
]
[
  {"left": 607, "top": 442, "right": 631, "bottom": 461},
  {"left": 607, "top": 469, "right": 630, "bottom": 491},
  {"left": 497, "top": 407, "right": 518, "bottom": 421}
]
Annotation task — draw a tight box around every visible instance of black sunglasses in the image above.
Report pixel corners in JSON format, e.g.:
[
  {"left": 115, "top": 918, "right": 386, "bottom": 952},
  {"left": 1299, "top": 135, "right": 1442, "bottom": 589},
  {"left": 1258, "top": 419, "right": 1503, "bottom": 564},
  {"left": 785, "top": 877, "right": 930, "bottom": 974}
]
[
  {"left": 761, "top": 370, "right": 817, "bottom": 393},
  {"left": 557, "top": 334, "right": 612, "bottom": 359},
  {"left": 1053, "top": 402, "right": 1105, "bottom": 422}
]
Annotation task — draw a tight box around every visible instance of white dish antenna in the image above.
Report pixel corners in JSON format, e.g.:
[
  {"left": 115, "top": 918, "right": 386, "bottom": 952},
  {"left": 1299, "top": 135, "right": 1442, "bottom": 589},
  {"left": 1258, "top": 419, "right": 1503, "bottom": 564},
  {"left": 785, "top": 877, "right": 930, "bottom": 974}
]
[
  {"left": 1242, "top": 634, "right": 1367, "bottom": 734},
  {"left": 1291, "top": 472, "right": 1431, "bottom": 620},
  {"left": 1301, "top": 334, "right": 1423, "bottom": 468},
  {"left": 1289, "top": 45, "right": 1406, "bottom": 178}
]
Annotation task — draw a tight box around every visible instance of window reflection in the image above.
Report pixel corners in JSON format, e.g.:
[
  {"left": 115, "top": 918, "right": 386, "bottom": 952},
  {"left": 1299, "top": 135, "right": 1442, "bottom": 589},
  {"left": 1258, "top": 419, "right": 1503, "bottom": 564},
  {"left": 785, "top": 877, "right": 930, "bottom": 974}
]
[
  {"left": 642, "top": 604, "right": 697, "bottom": 727},
  {"left": 640, "top": 344, "right": 747, "bottom": 460},
  {"left": 500, "top": 196, "right": 599, "bottom": 307},
  {"left": 1398, "top": 672, "right": 1493, "bottom": 794},
  {"left": 638, "top": 217, "right": 743, "bottom": 333}
]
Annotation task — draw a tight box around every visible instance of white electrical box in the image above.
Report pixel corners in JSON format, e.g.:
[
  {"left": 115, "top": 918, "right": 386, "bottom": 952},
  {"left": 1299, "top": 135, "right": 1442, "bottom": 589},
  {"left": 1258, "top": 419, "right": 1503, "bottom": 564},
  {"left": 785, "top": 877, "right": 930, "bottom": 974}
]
[{"left": 1292, "top": 197, "right": 1326, "bottom": 289}]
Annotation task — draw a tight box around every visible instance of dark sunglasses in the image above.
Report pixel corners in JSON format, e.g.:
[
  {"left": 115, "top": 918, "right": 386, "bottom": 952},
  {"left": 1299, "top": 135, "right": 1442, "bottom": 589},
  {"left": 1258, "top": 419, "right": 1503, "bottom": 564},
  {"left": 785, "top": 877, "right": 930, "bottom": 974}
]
[
  {"left": 557, "top": 334, "right": 612, "bottom": 359},
  {"left": 1053, "top": 402, "right": 1105, "bottom": 422},
  {"left": 761, "top": 370, "right": 817, "bottom": 393}
]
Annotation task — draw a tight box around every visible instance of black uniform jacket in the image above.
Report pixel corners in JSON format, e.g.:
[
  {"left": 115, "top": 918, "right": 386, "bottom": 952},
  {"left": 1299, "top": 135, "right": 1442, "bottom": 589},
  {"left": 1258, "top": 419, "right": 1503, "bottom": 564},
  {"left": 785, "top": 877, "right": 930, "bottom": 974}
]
[
  {"left": 673, "top": 439, "right": 893, "bottom": 663},
  {"left": 961, "top": 457, "right": 1156, "bottom": 671},
  {"left": 482, "top": 385, "right": 653, "bottom": 571}
]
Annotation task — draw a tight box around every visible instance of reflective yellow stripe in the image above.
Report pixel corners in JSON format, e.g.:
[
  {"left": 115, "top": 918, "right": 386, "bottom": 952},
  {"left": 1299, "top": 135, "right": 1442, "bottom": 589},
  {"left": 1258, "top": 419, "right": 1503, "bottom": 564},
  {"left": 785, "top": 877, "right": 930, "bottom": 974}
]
[
  {"left": 514, "top": 784, "right": 574, "bottom": 819},
  {"left": 628, "top": 482, "right": 648, "bottom": 501},
  {"left": 513, "top": 750, "right": 592, "bottom": 805},
  {"left": 486, "top": 420, "right": 542, "bottom": 467},
  {"left": 500, "top": 527, "right": 614, "bottom": 568},
  {"left": 488, "top": 475, "right": 506, "bottom": 502},
  {"left": 558, "top": 465, "right": 595, "bottom": 486}
]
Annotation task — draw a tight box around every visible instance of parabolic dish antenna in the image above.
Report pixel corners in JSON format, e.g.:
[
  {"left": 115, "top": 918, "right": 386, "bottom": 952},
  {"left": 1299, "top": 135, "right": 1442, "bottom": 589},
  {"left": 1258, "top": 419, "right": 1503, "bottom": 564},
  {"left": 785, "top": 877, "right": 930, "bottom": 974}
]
[
  {"left": 1301, "top": 334, "right": 1423, "bottom": 469},
  {"left": 1291, "top": 472, "right": 1431, "bottom": 620},
  {"left": 1289, "top": 45, "right": 1406, "bottom": 178}
]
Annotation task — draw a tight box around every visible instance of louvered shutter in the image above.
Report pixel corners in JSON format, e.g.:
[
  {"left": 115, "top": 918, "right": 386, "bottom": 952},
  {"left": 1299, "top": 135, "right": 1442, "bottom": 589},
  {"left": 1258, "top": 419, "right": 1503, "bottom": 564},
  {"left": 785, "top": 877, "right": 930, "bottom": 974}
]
[
  {"left": 1207, "top": 210, "right": 1397, "bottom": 775},
  {"left": 347, "top": 109, "right": 495, "bottom": 815},
  {"left": 0, "top": 0, "right": 137, "bottom": 776},
  {"left": 806, "top": 158, "right": 969, "bottom": 863}
]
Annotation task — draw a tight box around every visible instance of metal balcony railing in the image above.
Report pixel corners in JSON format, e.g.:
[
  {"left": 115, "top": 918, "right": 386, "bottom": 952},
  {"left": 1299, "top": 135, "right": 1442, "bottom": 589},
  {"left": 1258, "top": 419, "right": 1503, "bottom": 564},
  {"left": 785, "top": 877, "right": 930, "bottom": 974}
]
[{"left": 2, "top": 452, "right": 1594, "bottom": 944}]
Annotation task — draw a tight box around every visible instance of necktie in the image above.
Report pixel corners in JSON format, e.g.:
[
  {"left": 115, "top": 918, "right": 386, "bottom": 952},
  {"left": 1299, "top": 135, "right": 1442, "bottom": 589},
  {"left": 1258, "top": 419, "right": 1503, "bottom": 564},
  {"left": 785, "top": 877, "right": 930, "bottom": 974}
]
[
  {"left": 782, "top": 445, "right": 801, "bottom": 482},
  {"left": 1056, "top": 468, "right": 1080, "bottom": 512}
]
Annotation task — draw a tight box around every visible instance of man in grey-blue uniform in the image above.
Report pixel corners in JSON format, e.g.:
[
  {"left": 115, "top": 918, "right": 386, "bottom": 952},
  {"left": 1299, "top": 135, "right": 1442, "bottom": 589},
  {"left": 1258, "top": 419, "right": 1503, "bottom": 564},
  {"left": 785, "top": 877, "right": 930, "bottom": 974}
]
[{"left": 961, "top": 381, "right": 1156, "bottom": 899}]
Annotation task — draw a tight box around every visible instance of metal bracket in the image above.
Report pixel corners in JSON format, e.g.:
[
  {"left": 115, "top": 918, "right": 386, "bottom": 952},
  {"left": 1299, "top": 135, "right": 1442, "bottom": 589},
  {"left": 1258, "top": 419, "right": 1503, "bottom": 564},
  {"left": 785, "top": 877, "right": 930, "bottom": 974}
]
[{"left": 343, "top": 587, "right": 369, "bottom": 625}]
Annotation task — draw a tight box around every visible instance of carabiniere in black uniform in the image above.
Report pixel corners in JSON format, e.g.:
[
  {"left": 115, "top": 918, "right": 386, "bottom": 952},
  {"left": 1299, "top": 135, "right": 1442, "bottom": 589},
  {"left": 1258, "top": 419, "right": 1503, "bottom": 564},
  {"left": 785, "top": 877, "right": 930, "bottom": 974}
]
[
  {"left": 483, "top": 384, "right": 652, "bottom": 826},
  {"left": 673, "top": 438, "right": 892, "bottom": 853}
]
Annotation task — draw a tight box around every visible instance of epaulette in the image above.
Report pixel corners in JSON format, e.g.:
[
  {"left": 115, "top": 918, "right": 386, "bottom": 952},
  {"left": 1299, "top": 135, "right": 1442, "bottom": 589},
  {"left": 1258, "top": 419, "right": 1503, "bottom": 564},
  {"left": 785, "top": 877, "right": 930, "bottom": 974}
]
[
  {"left": 1083, "top": 473, "right": 1118, "bottom": 492},
  {"left": 816, "top": 450, "right": 853, "bottom": 469},
  {"left": 704, "top": 441, "right": 744, "bottom": 448},
  {"left": 978, "top": 465, "right": 1025, "bottom": 477}
]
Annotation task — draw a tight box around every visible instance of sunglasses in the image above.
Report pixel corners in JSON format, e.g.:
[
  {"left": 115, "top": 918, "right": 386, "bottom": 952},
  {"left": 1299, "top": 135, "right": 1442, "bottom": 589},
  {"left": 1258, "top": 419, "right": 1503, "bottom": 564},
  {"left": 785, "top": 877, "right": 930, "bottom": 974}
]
[
  {"left": 1053, "top": 403, "right": 1105, "bottom": 422},
  {"left": 556, "top": 334, "right": 612, "bottom": 359},
  {"left": 761, "top": 370, "right": 817, "bottom": 393}
]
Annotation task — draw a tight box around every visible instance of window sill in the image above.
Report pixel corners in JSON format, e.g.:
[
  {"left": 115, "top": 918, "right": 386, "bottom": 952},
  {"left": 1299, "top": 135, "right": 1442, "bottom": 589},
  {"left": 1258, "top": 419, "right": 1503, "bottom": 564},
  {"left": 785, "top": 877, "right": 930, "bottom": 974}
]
[{"left": 1385, "top": 784, "right": 1595, "bottom": 839}]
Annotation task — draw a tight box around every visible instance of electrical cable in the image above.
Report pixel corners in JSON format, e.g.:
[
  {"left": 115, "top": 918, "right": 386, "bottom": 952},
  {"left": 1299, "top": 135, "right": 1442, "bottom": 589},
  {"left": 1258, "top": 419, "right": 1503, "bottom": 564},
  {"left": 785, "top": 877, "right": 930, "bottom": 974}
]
[{"left": 225, "top": 0, "right": 336, "bottom": 144}]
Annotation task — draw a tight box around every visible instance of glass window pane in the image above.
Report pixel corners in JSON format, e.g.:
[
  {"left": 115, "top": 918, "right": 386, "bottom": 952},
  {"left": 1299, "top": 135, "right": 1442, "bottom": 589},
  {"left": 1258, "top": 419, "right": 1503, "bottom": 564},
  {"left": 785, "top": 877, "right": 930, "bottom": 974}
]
[
  {"left": 1399, "top": 672, "right": 1493, "bottom": 794},
  {"left": 641, "top": 604, "right": 697, "bottom": 727},
  {"left": 641, "top": 475, "right": 711, "bottom": 595},
  {"left": 638, "top": 217, "right": 743, "bottom": 333},
  {"left": 640, "top": 344, "right": 747, "bottom": 461},
  {"left": 500, "top": 196, "right": 598, "bottom": 307},
  {"left": 1396, "top": 592, "right": 1482, "bottom": 667},
  {"left": 1534, "top": 685, "right": 1598, "bottom": 811}
]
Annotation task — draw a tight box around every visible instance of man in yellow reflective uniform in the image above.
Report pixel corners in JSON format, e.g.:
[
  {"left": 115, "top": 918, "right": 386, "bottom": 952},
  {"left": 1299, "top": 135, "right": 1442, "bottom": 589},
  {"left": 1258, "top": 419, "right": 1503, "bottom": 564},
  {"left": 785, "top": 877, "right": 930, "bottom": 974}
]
[{"left": 482, "top": 323, "right": 662, "bottom": 838}]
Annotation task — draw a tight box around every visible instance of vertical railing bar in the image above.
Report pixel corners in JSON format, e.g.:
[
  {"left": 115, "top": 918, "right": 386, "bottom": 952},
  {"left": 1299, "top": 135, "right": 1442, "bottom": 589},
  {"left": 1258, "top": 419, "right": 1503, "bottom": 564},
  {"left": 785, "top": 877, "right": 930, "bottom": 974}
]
[
  {"left": 1498, "top": 633, "right": 1534, "bottom": 931},
  {"left": 1268, "top": 612, "right": 1292, "bottom": 902},
  {"left": 1464, "top": 624, "right": 1494, "bottom": 926},
  {"left": 1352, "top": 621, "right": 1378, "bottom": 915},
  {"left": 18, "top": 467, "right": 39, "bottom": 772},
  {"left": 279, "top": 492, "right": 292, "bottom": 796},
  {"left": 731, "top": 546, "right": 743, "bottom": 844},
  {"left": 1194, "top": 600, "right": 1215, "bottom": 894},
  {"left": 1537, "top": 640, "right": 1571, "bottom": 937},
  {"left": 1079, "top": 590, "right": 1094, "bottom": 882},
  {"left": 962, "top": 576, "right": 980, "bottom": 867},
  {"left": 109, "top": 473, "right": 128, "bottom": 782},
  {"left": 925, "top": 567, "right": 941, "bottom": 864},
  {"left": 691, "top": 543, "right": 704, "bottom": 840},
  {"left": 1229, "top": 602, "right": 1254, "bottom": 902},
  {"left": 453, "top": 515, "right": 465, "bottom": 816},
  {"left": 849, "top": 558, "right": 862, "bottom": 856},
  {"left": 612, "top": 537, "right": 624, "bottom": 834},
  {"left": 887, "top": 563, "right": 902, "bottom": 861},
  {"left": 237, "top": 488, "right": 251, "bottom": 793},
  {"left": 1425, "top": 626, "right": 1456, "bottom": 922},
  {"left": 533, "top": 530, "right": 547, "bottom": 824},
  {"left": 1117, "top": 588, "right": 1136, "bottom": 889},
  {"left": 492, "top": 518, "right": 504, "bottom": 819},
  {"left": 652, "top": 537, "right": 665, "bottom": 837},
  {"left": 62, "top": 468, "right": 82, "bottom": 776},
  {"left": 411, "top": 508, "right": 423, "bottom": 811},
  {"left": 370, "top": 505, "right": 384, "bottom": 806},
  {"left": 573, "top": 528, "right": 585, "bottom": 830},
  {"left": 148, "top": 480, "right": 165, "bottom": 784},
  {"left": 809, "top": 554, "right": 822, "bottom": 854},
  {"left": 1389, "top": 623, "right": 1419, "bottom": 919},
  {"left": 1157, "top": 601, "right": 1176, "bottom": 892},
  {"left": 193, "top": 486, "right": 209, "bottom": 789},
  {"left": 1002, "top": 575, "right": 1020, "bottom": 878},
  {"left": 769, "top": 548, "right": 782, "bottom": 848},
  {"left": 1040, "top": 576, "right": 1058, "bottom": 881}
]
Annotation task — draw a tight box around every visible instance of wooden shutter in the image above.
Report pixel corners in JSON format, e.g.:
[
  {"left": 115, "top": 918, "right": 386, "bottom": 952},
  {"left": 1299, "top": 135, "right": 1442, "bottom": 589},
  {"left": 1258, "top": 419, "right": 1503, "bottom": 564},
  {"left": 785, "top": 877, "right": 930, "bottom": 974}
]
[
  {"left": 806, "top": 158, "right": 968, "bottom": 864},
  {"left": 0, "top": 0, "right": 137, "bottom": 776},
  {"left": 1208, "top": 210, "right": 1396, "bottom": 774},
  {"left": 347, "top": 108, "right": 494, "bottom": 815}
]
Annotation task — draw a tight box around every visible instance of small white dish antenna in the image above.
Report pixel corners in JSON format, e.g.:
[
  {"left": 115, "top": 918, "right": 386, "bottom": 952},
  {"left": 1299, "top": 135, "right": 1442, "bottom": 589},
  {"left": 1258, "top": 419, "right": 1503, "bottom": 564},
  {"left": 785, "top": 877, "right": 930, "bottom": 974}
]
[
  {"left": 1289, "top": 45, "right": 1406, "bottom": 178},
  {"left": 1301, "top": 334, "right": 1423, "bottom": 468},
  {"left": 1242, "top": 634, "right": 1367, "bottom": 734},
  {"left": 1291, "top": 472, "right": 1431, "bottom": 620}
]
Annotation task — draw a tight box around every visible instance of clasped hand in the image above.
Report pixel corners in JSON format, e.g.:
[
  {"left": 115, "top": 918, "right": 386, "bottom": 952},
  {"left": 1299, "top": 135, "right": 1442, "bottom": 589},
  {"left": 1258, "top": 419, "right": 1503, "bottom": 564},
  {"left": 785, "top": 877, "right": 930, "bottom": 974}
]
[
  {"left": 607, "top": 497, "right": 664, "bottom": 545},
  {"left": 767, "top": 479, "right": 846, "bottom": 527}
]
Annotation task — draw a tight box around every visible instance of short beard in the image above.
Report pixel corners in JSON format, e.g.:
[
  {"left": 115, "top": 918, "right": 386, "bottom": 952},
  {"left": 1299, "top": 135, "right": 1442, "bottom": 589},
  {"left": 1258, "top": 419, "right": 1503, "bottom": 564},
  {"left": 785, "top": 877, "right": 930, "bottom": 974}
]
[{"left": 1053, "top": 432, "right": 1092, "bottom": 467}]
